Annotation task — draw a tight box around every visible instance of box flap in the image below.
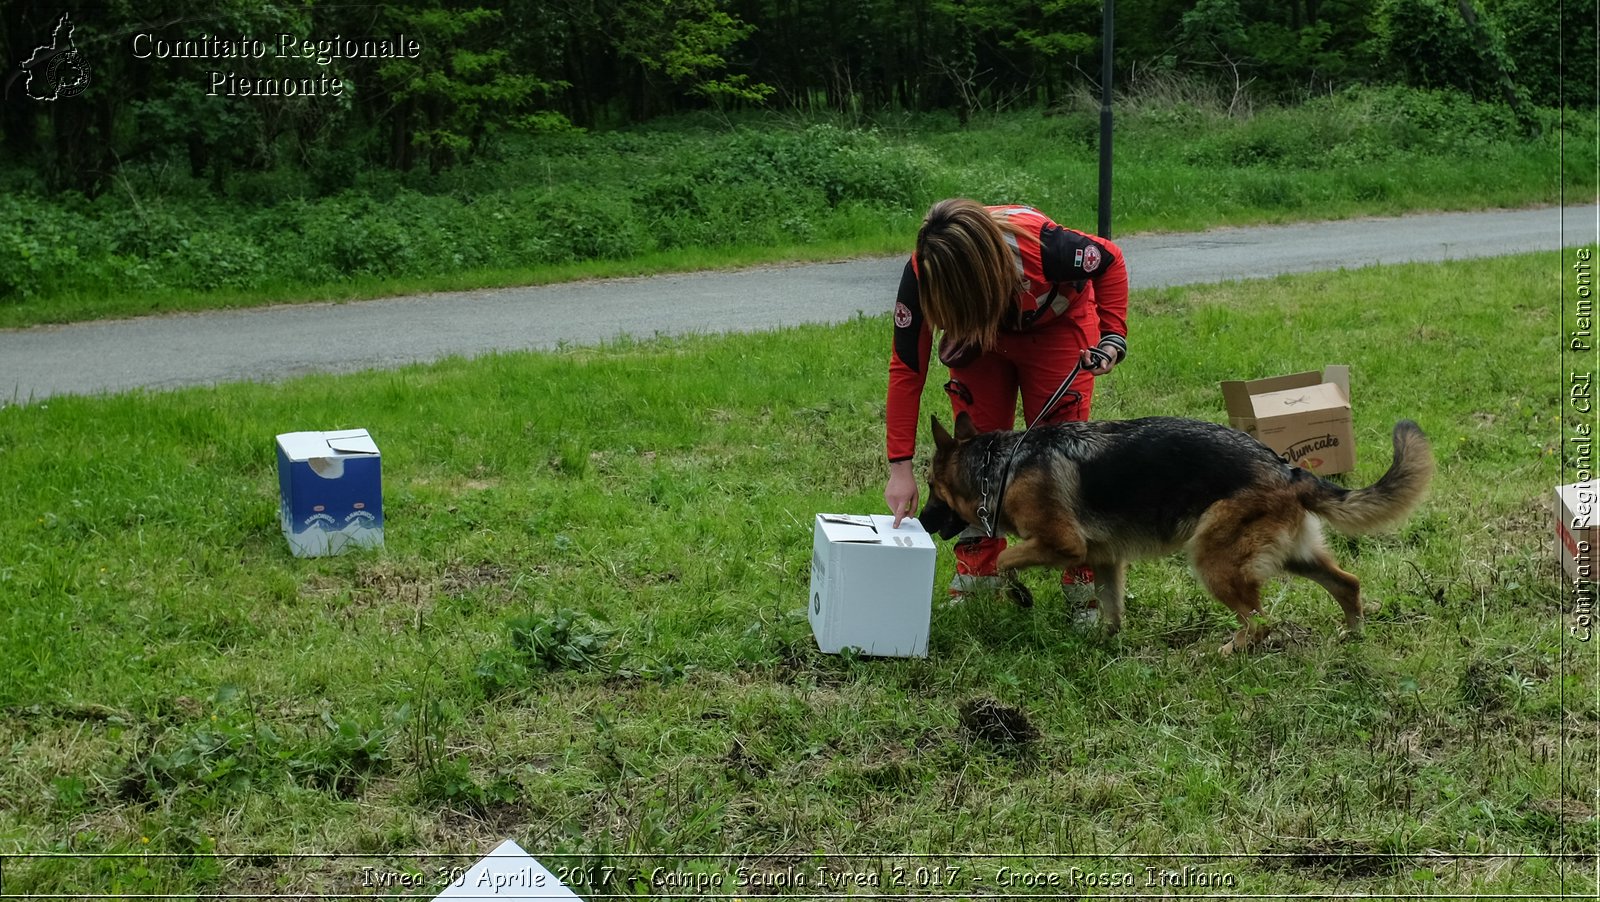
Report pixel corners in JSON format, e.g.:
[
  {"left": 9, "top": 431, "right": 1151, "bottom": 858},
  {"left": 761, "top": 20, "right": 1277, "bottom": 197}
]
[
  {"left": 1220, "top": 381, "right": 1256, "bottom": 418},
  {"left": 1322, "top": 365, "right": 1351, "bottom": 404},
  {"left": 818, "top": 513, "right": 882, "bottom": 543},
  {"left": 326, "top": 429, "right": 379, "bottom": 455},
  {"left": 870, "top": 514, "right": 935, "bottom": 549},
  {"left": 276, "top": 431, "right": 334, "bottom": 462},
  {"left": 816, "top": 514, "right": 936, "bottom": 547},
  {"left": 276, "top": 429, "right": 377, "bottom": 461},
  {"left": 1250, "top": 382, "right": 1350, "bottom": 418},
  {"left": 1221, "top": 370, "right": 1322, "bottom": 416}
]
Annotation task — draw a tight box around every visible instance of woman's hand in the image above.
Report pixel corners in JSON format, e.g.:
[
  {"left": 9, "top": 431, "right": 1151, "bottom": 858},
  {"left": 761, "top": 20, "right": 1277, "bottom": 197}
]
[
  {"left": 1081, "top": 343, "right": 1119, "bottom": 376},
  {"left": 885, "top": 460, "right": 919, "bottom": 528}
]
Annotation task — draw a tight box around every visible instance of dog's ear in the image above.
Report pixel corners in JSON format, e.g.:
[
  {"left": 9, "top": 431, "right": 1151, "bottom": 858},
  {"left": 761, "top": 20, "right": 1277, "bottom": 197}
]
[
  {"left": 954, "top": 410, "right": 979, "bottom": 441},
  {"left": 930, "top": 415, "right": 954, "bottom": 451}
]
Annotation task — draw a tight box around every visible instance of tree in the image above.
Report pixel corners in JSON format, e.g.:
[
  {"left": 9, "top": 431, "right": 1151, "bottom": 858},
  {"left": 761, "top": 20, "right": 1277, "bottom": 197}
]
[
  {"left": 611, "top": 0, "right": 773, "bottom": 116},
  {"left": 368, "top": 4, "right": 568, "bottom": 173}
]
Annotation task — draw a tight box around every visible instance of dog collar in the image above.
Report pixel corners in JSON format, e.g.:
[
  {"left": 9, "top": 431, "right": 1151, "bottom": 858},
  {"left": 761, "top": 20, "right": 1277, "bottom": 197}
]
[{"left": 977, "top": 441, "right": 997, "bottom": 538}]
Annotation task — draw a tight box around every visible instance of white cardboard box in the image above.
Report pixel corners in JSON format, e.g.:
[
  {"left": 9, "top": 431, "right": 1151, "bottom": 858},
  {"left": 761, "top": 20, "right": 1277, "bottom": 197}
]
[
  {"left": 432, "top": 839, "right": 582, "bottom": 900},
  {"left": 1557, "top": 481, "right": 1598, "bottom": 583},
  {"left": 808, "top": 514, "right": 936, "bottom": 657},
  {"left": 275, "top": 429, "right": 383, "bottom": 557}
]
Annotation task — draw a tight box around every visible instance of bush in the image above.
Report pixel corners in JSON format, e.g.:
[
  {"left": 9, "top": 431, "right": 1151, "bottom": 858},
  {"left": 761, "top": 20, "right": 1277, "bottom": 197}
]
[
  {"left": 1181, "top": 86, "right": 1528, "bottom": 170},
  {"left": 0, "top": 196, "right": 85, "bottom": 301}
]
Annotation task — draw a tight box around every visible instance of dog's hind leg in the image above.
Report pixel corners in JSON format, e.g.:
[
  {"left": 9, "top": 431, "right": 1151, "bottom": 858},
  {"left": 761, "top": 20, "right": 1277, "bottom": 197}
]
[
  {"left": 1204, "top": 574, "right": 1268, "bottom": 657},
  {"left": 1191, "top": 498, "right": 1295, "bottom": 655},
  {"left": 1286, "top": 547, "right": 1366, "bottom": 635}
]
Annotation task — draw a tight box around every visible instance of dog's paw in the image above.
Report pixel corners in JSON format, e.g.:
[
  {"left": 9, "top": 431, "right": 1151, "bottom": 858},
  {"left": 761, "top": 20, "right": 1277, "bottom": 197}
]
[
  {"left": 1005, "top": 581, "right": 1035, "bottom": 608},
  {"left": 1220, "top": 622, "right": 1269, "bottom": 656}
]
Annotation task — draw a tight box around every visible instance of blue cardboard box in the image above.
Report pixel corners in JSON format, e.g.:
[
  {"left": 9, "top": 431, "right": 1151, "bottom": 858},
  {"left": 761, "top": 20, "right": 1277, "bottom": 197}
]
[{"left": 275, "top": 429, "right": 383, "bottom": 557}]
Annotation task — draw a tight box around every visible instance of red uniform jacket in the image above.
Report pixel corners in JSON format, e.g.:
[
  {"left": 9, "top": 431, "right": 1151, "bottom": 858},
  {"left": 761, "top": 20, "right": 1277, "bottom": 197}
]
[{"left": 886, "top": 206, "right": 1128, "bottom": 462}]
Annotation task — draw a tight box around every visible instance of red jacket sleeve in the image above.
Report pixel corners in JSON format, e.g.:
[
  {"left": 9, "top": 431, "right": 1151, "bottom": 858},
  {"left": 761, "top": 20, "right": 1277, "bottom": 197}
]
[
  {"left": 1092, "top": 237, "right": 1129, "bottom": 350},
  {"left": 887, "top": 259, "right": 932, "bottom": 462},
  {"left": 1037, "top": 223, "right": 1129, "bottom": 356}
]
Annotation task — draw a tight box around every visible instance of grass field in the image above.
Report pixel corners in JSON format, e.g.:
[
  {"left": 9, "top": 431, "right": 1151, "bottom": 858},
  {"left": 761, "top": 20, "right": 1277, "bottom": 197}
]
[
  {"left": 1, "top": 84, "right": 1594, "bottom": 328},
  {"left": 0, "top": 252, "right": 1593, "bottom": 897}
]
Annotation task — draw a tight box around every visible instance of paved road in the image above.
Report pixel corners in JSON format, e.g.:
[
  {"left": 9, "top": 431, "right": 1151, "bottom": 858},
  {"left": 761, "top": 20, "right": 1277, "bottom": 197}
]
[{"left": 2, "top": 205, "right": 1594, "bottom": 403}]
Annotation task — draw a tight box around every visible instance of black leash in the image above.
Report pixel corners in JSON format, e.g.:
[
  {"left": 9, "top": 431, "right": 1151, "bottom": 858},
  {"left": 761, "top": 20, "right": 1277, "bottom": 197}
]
[{"left": 977, "top": 347, "right": 1111, "bottom": 539}]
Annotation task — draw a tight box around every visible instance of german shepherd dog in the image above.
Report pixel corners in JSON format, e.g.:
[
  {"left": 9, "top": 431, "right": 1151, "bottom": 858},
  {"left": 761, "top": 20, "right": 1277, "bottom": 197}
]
[{"left": 919, "top": 413, "right": 1434, "bottom": 655}]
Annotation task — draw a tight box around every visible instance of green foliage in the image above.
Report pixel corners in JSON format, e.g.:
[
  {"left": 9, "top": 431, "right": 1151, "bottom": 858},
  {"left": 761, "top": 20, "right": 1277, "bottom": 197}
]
[
  {"left": 612, "top": 0, "right": 773, "bottom": 104},
  {"left": 474, "top": 607, "right": 615, "bottom": 695},
  {"left": 373, "top": 5, "right": 568, "bottom": 173},
  {"left": 416, "top": 755, "right": 520, "bottom": 812},
  {"left": 0, "top": 119, "right": 945, "bottom": 309},
  {"left": 2, "top": 0, "right": 1593, "bottom": 207},
  {"left": 507, "top": 609, "right": 616, "bottom": 673},
  {"left": 1483, "top": 0, "right": 1599, "bottom": 107},
  {"left": 0, "top": 195, "right": 82, "bottom": 300},
  {"left": 1177, "top": 0, "right": 1382, "bottom": 90},
  {"left": 1179, "top": 85, "right": 1525, "bottom": 168},
  {"left": 116, "top": 693, "right": 397, "bottom": 808},
  {"left": 1369, "top": 0, "right": 1523, "bottom": 108}
]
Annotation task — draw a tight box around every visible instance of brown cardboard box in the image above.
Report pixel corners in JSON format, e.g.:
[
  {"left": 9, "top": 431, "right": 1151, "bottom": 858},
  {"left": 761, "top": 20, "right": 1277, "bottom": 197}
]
[
  {"left": 1557, "top": 482, "right": 1598, "bottom": 584},
  {"left": 1221, "top": 366, "right": 1355, "bottom": 475}
]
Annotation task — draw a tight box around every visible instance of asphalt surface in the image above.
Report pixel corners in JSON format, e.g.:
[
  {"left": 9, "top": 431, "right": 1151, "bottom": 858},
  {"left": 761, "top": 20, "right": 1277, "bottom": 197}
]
[{"left": 2, "top": 204, "right": 1594, "bottom": 403}]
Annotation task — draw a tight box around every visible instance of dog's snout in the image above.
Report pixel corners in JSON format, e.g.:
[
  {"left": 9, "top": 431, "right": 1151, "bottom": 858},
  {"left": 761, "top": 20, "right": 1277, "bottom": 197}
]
[{"left": 918, "top": 494, "right": 970, "bottom": 540}]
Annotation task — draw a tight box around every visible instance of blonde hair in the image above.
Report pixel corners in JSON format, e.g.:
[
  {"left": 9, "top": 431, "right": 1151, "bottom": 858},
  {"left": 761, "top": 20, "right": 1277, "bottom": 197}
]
[{"left": 914, "top": 198, "right": 1022, "bottom": 350}]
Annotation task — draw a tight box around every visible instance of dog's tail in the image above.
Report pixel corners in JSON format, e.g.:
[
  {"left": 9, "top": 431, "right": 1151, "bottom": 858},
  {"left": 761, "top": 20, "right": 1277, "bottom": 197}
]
[{"left": 1301, "top": 420, "right": 1434, "bottom": 534}]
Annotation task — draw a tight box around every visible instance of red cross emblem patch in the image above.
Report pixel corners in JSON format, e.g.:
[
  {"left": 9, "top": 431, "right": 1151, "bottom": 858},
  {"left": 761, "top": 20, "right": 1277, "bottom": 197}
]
[{"left": 1079, "top": 244, "right": 1102, "bottom": 273}]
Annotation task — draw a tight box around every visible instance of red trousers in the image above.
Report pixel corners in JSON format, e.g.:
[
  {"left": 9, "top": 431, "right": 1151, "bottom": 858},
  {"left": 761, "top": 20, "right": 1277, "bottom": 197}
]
[{"left": 945, "top": 314, "right": 1097, "bottom": 584}]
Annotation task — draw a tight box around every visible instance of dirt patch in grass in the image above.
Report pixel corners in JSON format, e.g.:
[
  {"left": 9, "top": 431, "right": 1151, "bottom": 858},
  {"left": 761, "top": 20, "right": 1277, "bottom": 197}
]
[
  {"left": 723, "top": 736, "right": 771, "bottom": 782},
  {"left": 1155, "top": 610, "right": 1218, "bottom": 649},
  {"left": 1526, "top": 797, "right": 1596, "bottom": 824},
  {"left": 1258, "top": 837, "right": 1407, "bottom": 878},
  {"left": 958, "top": 698, "right": 1039, "bottom": 746},
  {"left": 440, "top": 561, "right": 510, "bottom": 594},
  {"left": 1258, "top": 619, "right": 1314, "bottom": 652}
]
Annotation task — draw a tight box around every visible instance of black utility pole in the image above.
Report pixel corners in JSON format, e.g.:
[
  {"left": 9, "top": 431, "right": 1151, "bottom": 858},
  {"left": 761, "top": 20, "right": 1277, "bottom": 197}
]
[{"left": 1097, "top": 0, "right": 1115, "bottom": 239}]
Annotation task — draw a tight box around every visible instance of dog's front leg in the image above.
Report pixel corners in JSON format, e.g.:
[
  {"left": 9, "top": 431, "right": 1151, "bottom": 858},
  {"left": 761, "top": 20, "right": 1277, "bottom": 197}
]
[
  {"left": 995, "top": 534, "right": 1088, "bottom": 573},
  {"left": 1093, "top": 560, "right": 1127, "bottom": 635},
  {"left": 996, "top": 533, "right": 1087, "bottom": 609},
  {"left": 997, "top": 568, "right": 1034, "bottom": 608}
]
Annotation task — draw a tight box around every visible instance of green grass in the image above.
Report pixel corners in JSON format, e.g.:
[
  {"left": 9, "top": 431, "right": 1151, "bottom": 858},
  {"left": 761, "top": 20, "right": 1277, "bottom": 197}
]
[
  {"left": 1, "top": 84, "right": 1594, "bottom": 328},
  {"left": 0, "top": 253, "right": 1592, "bottom": 896}
]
